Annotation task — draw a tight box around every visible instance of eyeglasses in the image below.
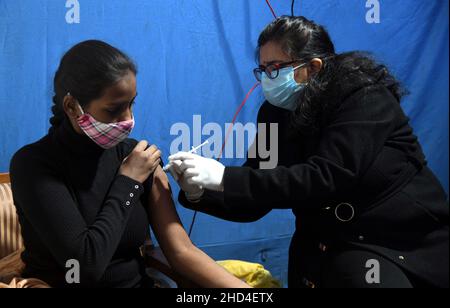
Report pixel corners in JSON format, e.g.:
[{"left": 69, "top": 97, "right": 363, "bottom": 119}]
[{"left": 253, "top": 60, "right": 305, "bottom": 82}]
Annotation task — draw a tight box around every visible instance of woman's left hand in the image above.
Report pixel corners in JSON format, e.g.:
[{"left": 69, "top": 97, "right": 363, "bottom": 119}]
[{"left": 168, "top": 152, "right": 225, "bottom": 192}]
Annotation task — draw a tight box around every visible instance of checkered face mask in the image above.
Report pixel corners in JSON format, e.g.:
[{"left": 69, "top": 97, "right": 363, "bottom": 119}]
[{"left": 76, "top": 104, "right": 134, "bottom": 149}]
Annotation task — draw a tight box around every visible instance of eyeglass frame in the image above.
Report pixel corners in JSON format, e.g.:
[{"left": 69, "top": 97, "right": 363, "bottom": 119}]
[{"left": 253, "top": 60, "right": 308, "bottom": 82}]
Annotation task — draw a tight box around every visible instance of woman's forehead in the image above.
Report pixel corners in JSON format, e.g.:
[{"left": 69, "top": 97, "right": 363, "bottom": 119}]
[
  {"left": 101, "top": 73, "right": 136, "bottom": 102},
  {"left": 259, "top": 41, "right": 290, "bottom": 65}
]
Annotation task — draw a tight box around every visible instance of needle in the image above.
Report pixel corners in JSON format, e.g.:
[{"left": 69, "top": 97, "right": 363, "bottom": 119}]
[{"left": 162, "top": 140, "right": 209, "bottom": 172}]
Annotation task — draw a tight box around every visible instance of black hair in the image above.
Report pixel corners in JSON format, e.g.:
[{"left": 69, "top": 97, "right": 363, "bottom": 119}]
[
  {"left": 257, "top": 16, "right": 407, "bottom": 134},
  {"left": 50, "top": 40, "right": 137, "bottom": 127}
]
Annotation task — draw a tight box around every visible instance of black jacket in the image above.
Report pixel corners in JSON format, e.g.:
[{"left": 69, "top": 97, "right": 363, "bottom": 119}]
[{"left": 179, "top": 84, "right": 449, "bottom": 288}]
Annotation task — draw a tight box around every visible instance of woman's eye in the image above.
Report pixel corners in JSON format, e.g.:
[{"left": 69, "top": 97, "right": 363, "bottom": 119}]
[
  {"left": 107, "top": 108, "right": 121, "bottom": 115},
  {"left": 107, "top": 100, "right": 135, "bottom": 115}
]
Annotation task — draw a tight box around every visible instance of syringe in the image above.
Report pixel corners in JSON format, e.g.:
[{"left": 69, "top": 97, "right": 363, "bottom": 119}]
[{"left": 162, "top": 140, "right": 209, "bottom": 172}]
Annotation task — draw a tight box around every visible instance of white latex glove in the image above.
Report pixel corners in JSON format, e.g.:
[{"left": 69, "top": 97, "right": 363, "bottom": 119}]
[
  {"left": 168, "top": 152, "right": 225, "bottom": 192},
  {"left": 167, "top": 159, "right": 204, "bottom": 201}
]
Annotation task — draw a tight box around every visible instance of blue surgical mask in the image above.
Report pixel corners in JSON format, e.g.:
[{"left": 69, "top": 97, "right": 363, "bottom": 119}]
[{"left": 261, "top": 65, "right": 307, "bottom": 111}]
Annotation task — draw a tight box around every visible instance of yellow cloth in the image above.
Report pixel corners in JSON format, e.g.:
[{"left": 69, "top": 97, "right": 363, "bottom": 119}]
[{"left": 218, "top": 260, "right": 282, "bottom": 288}]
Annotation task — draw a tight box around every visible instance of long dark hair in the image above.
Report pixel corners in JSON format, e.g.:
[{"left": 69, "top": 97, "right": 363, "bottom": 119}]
[
  {"left": 51, "top": 40, "right": 137, "bottom": 127},
  {"left": 257, "top": 16, "right": 407, "bottom": 134}
]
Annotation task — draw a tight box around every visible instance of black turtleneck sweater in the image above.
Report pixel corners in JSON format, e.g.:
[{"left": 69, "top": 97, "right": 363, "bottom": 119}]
[{"left": 10, "top": 119, "right": 152, "bottom": 288}]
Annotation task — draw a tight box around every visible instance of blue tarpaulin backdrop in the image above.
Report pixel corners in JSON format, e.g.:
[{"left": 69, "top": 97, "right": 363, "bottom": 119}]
[{"left": 0, "top": 0, "right": 448, "bottom": 286}]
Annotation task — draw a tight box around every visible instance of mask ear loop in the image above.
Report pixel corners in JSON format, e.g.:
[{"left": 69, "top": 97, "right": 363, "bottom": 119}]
[
  {"left": 76, "top": 104, "right": 85, "bottom": 116},
  {"left": 292, "top": 63, "right": 311, "bottom": 86},
  {"left": 293, "top": 63, "right": 307, "bottom": 71},
  {"left": 67, "top": 92, "right": 85, "bottom": 116}
]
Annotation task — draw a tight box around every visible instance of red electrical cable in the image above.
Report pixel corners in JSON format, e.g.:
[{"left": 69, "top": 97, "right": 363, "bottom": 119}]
[
  {"left": 217, "top": 82, "right": 260, "bottom": 161},
  {"left": 188, "top": 82, "right": 260, "bottom": 237},
  {"left": 189, "top": 0, "right": 277, "bottom": 235},
  {"left": 265, "top": 0, "right": 277, "bottom": 19},
  {"left": 215, "top": 0, "right": 277, "bottom": 160}
]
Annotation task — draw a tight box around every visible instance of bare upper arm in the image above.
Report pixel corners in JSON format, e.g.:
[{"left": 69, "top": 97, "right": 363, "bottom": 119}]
[{"left": 147, "top": 166, "right": 193, "bottom": 257}]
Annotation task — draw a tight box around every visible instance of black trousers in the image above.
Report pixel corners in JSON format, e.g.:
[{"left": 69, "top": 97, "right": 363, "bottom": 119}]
[
  {"left": 320, "top": 250, "right": 415, "bottom": 288},
  {"left": 290, "top": 248, "right": 428, "bottom": 288}
]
